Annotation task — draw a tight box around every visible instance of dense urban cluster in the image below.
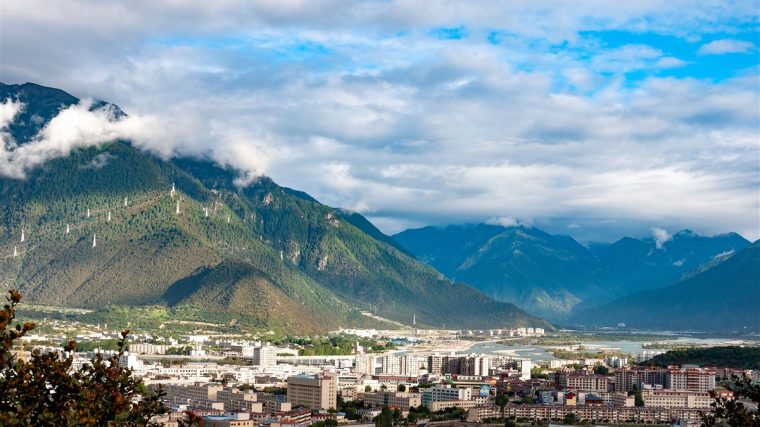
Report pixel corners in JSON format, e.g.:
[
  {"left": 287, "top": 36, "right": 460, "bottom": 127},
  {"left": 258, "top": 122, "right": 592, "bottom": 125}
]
[{"left": 9, "top": 319, "right": 760, "bottom": 427}]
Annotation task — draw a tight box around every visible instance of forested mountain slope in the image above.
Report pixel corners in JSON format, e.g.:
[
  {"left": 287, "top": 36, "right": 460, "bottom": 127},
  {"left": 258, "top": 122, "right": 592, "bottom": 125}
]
[{"left": 0, "top": 82, "right": 550, "bottom": 333}]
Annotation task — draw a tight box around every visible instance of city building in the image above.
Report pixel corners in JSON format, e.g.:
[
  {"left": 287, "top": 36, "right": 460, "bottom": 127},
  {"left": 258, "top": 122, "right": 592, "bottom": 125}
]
[
  {"left": 359, "top": 391, "right": 423, "bottom": 412},
  {"left": 216, "top": 389, "right": 264, "bottom": 412},
  {"left": 286, "top": 375, "right": 337, "bottom": 410},
  {"left": 203, "top": 413, "right": 254, "bottom": 427},
  {"left": 468, "top": 404, "right": 704, "bottom": 425},
  {"left": 614, "top": 367, "right": 667, "bottom": 392},
  {"left": 666, "top": 366, "right": 716, "bottom": 392},
  {"left": 129, "top": 343, "right": 170, "bottom": 355},
  {"left": 254, "top": 345, "right": 278, "bottom": 367},
  {"left": 566, "top": 373, "right": 610, "bottom": 393},
  {"left": 642, "top": 389, "right": 717, "bottom": 409},
  {"left": 422, "top": 385, "right": 473, "bottom": 407}
]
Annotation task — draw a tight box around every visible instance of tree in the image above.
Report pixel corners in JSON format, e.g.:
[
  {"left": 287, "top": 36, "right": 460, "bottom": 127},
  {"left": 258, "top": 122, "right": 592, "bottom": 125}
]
[
  {"left": 504, "top": 418, "right": 516, "bottom": 427},
  {"left": 0, "top": 290, "right": 168, "bottom": 426},
  {"left": 701, "top": 374, "right": 760, "bottom": 427},
  {"left": 563, "top": 412, "right": 578, "bottom": 425},
  {"left": 634, "top": 391, "right": 645, "bottom": 407},
  {"left": 397, "top": 384, "right": 406, "bottom": 392},
  {"left": 375, "top": 407, "right": 394, "bottom": 427},
  {"left": 629, "top": 385, "right": 644, "bottom": 407},
  {"left": 365, "top": 385, "right": 373, "bottom": 392},
  {"left": 495, "top": 392, "right": 509, "bottom": 419},
  {"left": 593, "top": 364, "right": 609, "bottom": 375},
  {"left": 407, "top": 411, "right": 418, "bottom": 424},
  {"left": 392, "top": 408, "right": 401, "bottom": 423}
]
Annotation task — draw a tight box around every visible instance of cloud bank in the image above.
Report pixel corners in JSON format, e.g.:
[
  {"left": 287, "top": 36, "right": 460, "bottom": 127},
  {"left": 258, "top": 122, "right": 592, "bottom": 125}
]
[
  {"left": 0, "top": 0, "right": 758, "bottom": 241},
  {"left": 0, "top": 99, "right": 270, "bottom": 183}
]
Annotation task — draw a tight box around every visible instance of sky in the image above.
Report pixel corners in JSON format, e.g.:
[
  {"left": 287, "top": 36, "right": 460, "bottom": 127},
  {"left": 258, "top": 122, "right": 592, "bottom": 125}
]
[{"left": 0, "top": 1, "right": 758, "bottom": 242}]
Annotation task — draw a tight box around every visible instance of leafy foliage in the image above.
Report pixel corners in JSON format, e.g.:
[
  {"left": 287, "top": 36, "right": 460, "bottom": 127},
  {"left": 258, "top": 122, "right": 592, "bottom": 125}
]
[
  {"left": 288, "top": 335, "right": 394, "bottom": 356},
  {"left": 701, "top": 374, "right": 760, "bottom": 427},
  {"left": 0, "top": 290, "right": 167, "bottom": 426}
]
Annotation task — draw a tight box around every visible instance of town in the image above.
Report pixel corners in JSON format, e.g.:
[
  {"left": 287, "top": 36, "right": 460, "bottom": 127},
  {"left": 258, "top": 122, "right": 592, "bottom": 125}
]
[{"left": 12, "top": 319, "right": 759, "bottom": 427}]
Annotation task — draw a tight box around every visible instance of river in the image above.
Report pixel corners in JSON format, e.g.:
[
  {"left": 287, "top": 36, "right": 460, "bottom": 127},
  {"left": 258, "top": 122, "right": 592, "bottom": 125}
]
[{"left": 457, "top": 337, "right": 751, "bottom": 363}]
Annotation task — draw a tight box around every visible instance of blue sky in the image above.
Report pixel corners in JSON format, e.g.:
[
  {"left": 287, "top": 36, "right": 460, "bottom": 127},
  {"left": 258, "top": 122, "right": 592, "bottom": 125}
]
[{"left": 1, "top": 0, "right": 758, "bottom": 242}]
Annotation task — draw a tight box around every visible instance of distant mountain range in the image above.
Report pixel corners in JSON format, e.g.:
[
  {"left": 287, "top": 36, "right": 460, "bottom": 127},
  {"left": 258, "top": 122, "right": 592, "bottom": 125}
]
[
  {"left": 0, "top": 82, "right": 549, "bottom": 333},
  {"left": 570, "top": 243, "right": 760, "bottom": 331},
  {"left": 393, "top": 224, "right": 755, "bottom": 328}
]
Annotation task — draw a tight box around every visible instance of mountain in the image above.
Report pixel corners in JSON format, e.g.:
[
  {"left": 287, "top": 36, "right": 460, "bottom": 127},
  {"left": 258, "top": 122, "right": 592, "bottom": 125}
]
[
  {"left": 0, "top": 82, "right": 550, "bottom": 333},
  {"left": 393, "top": 224, "right": 615, "bottom": 317},
  {"left": 593, "top": 230, "right": 751, "bottom": 293},
  {"left": 393, "top": 224, "right": 751, "bottom": 319},
  {"left": 568, "top": 244, "right": 760, "bottom": 332}
]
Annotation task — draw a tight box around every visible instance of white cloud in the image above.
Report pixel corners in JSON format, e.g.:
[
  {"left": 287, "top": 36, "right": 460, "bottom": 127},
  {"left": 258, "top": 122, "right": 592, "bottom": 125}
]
[
  {"left": 651, "top": 227, "right": 672, "bottom": 249},
  {"left": 655, "top": 56, "right": 688, "bottom": 68},
  {"left": 486, "top": 216, "right": 519, "bottom": 227},
  {"left": 0, "top": 0, "right": 758, "bottom": 241},
  {"left": 0, "top": 99, "right": 270, "bottom": 181},
  {"left": 698, "top": 39, "right": 756, "bottom": 55}
]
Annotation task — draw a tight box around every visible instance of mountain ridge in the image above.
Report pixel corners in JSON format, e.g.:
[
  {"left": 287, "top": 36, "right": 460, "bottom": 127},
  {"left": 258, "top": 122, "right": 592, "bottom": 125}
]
[
  {"left": 568, "top": 244, "right": 760, "bottom": 331},
  {"left": 393, "top": 223, "right": 752, "bottom": 321},
  {"left": 0, "top": 81, "right": 550, "bottom": 333}
]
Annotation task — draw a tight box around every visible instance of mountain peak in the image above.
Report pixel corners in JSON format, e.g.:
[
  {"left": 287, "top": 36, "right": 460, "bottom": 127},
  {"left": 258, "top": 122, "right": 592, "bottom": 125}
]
[{"left": 674, "top": 229, "right": 697, "bottom": 238}]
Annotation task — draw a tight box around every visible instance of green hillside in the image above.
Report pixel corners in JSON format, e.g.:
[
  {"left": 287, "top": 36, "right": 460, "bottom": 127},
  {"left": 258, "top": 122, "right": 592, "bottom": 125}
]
[
  {"left": 641, "top": 346, "right": 760, "bottom": 369},
  {"left": 0, "top": 82, "right": 550, "bottom": 333}
]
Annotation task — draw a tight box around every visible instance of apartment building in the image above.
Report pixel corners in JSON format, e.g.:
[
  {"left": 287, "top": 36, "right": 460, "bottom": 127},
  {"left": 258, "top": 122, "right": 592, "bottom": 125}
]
[
  {"left": 666, "top": 367, "right": 716, "bottom": 392},
  {"left": 642, "top": 389, "right": 715, "bottom": 409},
  {"left": 566, "top": 374, "right": 609, "bottom": 393},
  {"left": 216, "top": 389, "right": 264, "bottom": 412},
  {"left": 160, "top": 383, "right": 224, "bottom": 402},
  {"left": 468, "top": 404, "right": 704, "bottom": 425},
  {"left": 359, "top": 391, "right": 423, "bottom": 412},
  {"left": 129, "top": 343, "right": 170, "bottom": 355},
  {"left": 426, "top": 354, "right": 491, "bottom": 376},
  {"left": 355, "top": 355, "right": 380, "bottom": 375},
  {"left": 254, "top": 345, "right": 278, "bottom": 367},
  {"left": 428, "top": 400, "right": 481, "bottom": 411},
  {"left": 356, "top": 354, "right": 426, "bottom": 376},
  {"left": 286, "top": 375, "right": 337, "bottom": 410},
  {"left": 422, "top": 385, "right": 473, "bottom": 407},
  {"left": 614, "top": 368, "right": 667, "bottom": 392}
]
